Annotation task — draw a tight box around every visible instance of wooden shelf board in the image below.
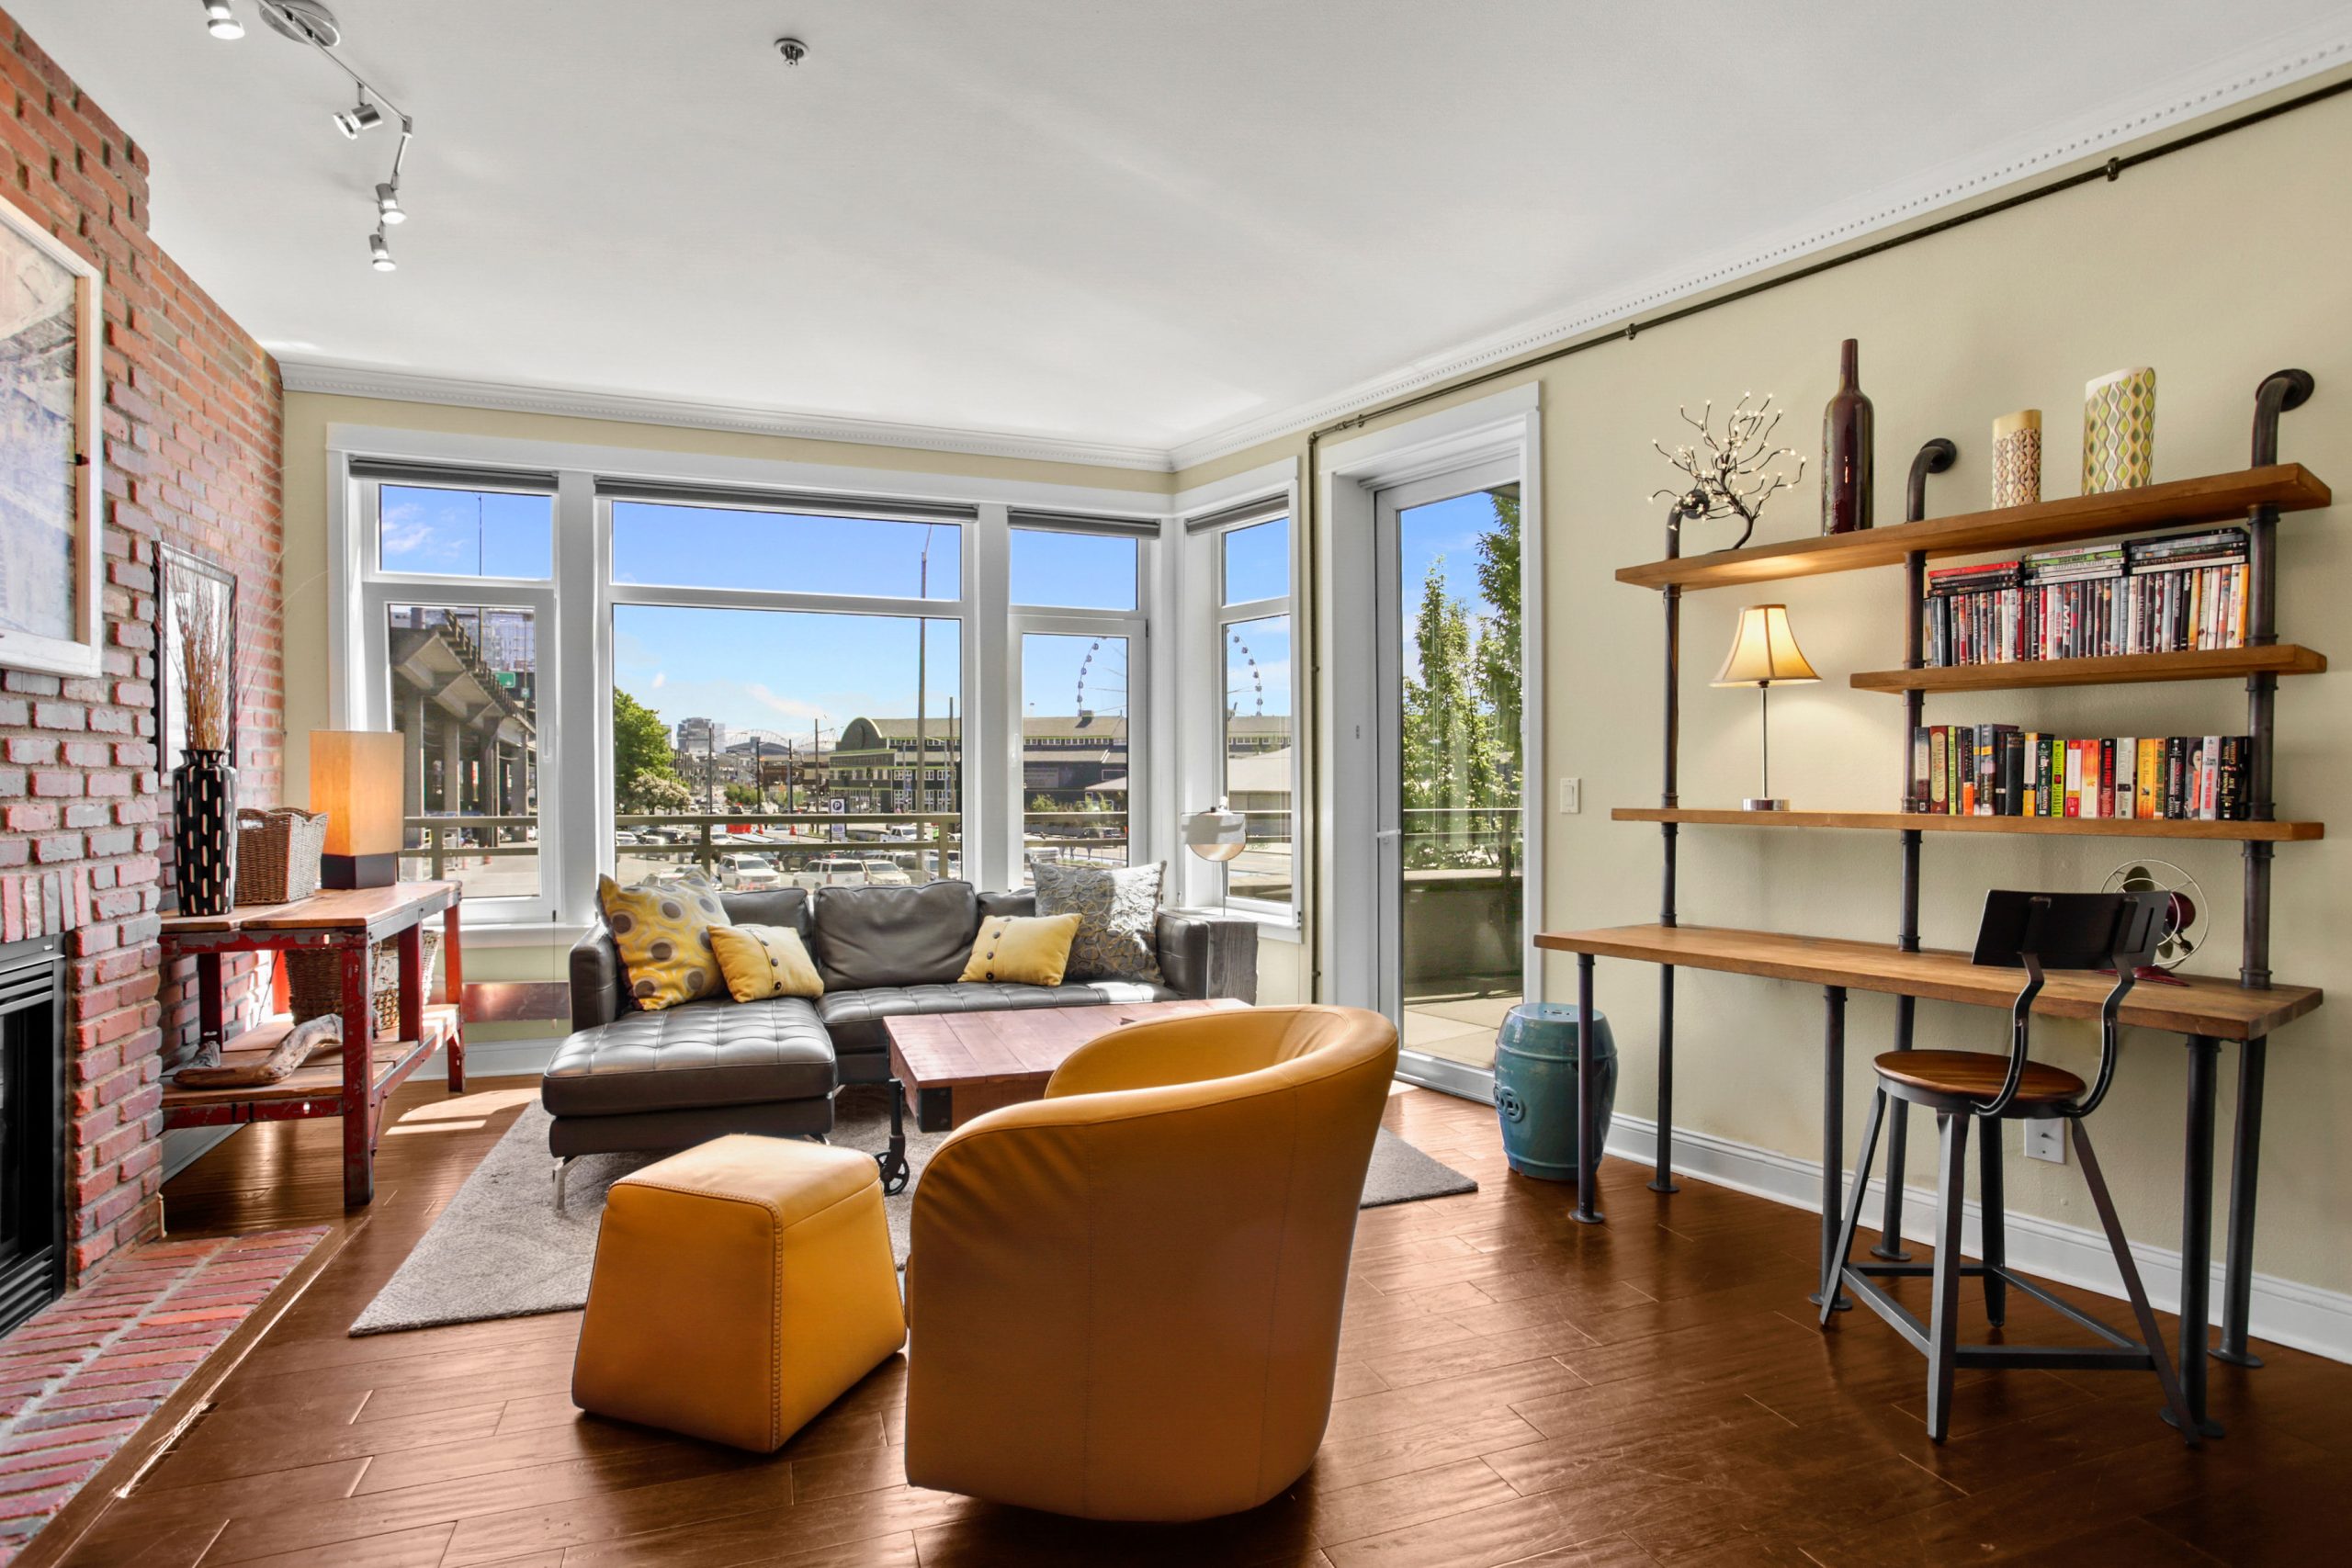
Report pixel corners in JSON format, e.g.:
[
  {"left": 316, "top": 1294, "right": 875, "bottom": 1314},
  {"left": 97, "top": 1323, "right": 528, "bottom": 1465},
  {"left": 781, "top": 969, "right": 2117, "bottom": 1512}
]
[
  {"left": 1616, "top": 465, "right": 2331, "bottom": 592},
  {"left": 1849, "top": 644, "right": 2327, "bottom": 694},
  {"left": 1533, "top": 923, "right": 2321, "bottom": 1041},
  {"left": 1611, "top": 807, "right": 2322, "bottom": 841},
  {"left": 162, "top": 1007, "right": 459, "bottom": 1112}
]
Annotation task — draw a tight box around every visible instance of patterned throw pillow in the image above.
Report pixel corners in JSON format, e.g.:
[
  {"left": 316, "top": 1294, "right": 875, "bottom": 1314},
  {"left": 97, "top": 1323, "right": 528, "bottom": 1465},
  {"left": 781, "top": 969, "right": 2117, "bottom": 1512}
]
[
  {"left": 958, "top": 913, "right": 1083, "bottom": 987},
  {"left": 1032, "top": 861, "right": 1165, "bottom": 984},
  {"left": 710, "top": 923, "right": 823, "bottom": 1002},
  {"left": 598, "top": 874, "right": 732, "bottom": 1010}
]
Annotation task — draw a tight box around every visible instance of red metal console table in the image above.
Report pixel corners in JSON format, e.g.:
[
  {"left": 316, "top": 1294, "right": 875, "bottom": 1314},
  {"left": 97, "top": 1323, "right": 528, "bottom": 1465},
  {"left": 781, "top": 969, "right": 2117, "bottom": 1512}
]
[{"left": 160, "top": 882, "right": 464, "bottom": 1207}]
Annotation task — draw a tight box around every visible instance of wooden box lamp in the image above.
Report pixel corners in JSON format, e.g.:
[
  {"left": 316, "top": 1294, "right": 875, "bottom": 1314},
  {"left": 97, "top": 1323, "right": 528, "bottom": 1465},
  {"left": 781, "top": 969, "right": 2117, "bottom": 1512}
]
[
  {"left": 311, "top": 730, "right": 404, "bottom": 888},
  {"left": 1712, "top": 604, "right": 1818, "bottom": 811}
]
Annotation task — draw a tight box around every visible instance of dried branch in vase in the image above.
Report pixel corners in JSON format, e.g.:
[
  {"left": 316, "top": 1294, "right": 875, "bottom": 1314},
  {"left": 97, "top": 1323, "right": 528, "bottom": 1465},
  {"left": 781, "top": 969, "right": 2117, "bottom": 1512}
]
[
  {"left": 1648, "top": 394, "right": 1807, "bottom": 550},
  {"left": 175, "top": 582, "right": 235, "bottom": 756}
]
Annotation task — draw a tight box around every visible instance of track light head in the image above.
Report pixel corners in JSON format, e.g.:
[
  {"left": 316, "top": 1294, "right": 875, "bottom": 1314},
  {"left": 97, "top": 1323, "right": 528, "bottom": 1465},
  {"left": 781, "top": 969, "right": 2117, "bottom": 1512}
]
[
  {"left": 368, "top": 228, "right": 395, "bottom": 271},
  {"left": 374, "top": 182, "right": 406, "bottom": 224},
  {"left": 202, "top": 1, "right": 243, "bottom": 39},
  {"left": 333, "top": 99, "right": 384, "bottom": 139}
]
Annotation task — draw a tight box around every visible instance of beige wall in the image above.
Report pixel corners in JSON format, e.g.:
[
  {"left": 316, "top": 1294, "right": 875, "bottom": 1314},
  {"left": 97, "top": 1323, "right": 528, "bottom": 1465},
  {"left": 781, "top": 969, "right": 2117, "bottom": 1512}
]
[{"left": 1189, "top": 93, "right": 2352, "bottom": 1300}]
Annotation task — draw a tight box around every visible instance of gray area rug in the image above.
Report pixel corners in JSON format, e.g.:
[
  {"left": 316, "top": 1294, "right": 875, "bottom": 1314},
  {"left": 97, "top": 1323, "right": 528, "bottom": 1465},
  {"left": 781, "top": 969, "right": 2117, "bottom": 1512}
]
[{"left": 351, "top": 1087, "right": 1477, "bottom": 1337}]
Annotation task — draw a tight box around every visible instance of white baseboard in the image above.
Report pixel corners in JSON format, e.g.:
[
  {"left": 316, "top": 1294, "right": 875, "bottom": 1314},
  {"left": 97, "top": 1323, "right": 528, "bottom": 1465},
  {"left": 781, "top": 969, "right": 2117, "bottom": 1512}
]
[{"left": 1603, "top": 1112, "right": 2352, "bottom": 1366}]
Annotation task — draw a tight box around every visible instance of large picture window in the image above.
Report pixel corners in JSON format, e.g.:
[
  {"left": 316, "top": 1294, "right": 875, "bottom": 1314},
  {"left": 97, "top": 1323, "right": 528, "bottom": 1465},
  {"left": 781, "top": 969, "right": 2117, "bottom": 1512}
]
[{"left": 342, "top": 455, "right": 1162, "bottom": 924}]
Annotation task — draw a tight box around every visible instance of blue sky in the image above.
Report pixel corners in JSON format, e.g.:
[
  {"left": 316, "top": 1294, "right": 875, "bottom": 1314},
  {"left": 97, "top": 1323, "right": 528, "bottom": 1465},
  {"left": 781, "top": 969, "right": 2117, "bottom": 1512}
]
[{"left": 381, "top": 487, "right": 1308, "bottom": 739}]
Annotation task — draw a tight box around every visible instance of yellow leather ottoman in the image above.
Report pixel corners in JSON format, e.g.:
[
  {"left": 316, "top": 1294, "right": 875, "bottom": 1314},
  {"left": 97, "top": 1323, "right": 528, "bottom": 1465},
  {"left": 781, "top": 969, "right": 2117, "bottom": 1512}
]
[{"left": 572, "top": 1134, "right": 905, "bottom": 1452}]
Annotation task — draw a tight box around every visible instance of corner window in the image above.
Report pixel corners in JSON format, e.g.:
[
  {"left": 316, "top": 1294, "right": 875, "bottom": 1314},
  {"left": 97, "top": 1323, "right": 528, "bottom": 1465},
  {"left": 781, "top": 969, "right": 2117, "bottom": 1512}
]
[{"left": 1191, "top": 499, "right": 1295, "bottom": 919}]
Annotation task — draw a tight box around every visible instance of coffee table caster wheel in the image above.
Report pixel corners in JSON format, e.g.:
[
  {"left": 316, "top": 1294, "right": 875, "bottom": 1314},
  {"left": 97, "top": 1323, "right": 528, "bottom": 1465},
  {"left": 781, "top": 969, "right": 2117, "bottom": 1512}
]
[{"left": 876, "top": 1147, "right": 910, "bottom": 1196}]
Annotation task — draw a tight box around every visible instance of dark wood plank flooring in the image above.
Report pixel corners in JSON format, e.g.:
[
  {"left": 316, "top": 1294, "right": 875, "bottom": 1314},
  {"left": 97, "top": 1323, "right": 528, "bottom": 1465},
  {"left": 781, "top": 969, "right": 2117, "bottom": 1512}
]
[{"left": 36, "top": 1077, "right": 2352, "bottom": 1566}]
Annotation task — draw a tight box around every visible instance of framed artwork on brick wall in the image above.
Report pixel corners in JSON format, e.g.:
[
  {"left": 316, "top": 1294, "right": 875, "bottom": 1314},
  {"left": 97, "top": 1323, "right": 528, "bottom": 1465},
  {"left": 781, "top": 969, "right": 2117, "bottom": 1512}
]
[{"left": 0, "top": 189, "right": 102, "bottom": 680}]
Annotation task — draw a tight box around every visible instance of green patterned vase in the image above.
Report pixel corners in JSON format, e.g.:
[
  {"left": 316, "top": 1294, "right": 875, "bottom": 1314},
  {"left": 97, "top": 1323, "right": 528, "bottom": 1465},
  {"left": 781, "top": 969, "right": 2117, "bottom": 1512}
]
[{"left": 2082, "top": 367, "right": 2155, "bottom": 493}]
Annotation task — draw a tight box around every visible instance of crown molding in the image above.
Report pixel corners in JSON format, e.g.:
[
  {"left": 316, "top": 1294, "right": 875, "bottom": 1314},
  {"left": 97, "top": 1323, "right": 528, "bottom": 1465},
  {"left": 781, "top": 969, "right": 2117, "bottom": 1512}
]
[
  {"left": 1164, "top": 17, "right": 2352, "bottom": 471},
  {"left": 277, "top": 361, "right": 1180, "bottom": 473},
  {"left": 282, "top": 21, "right": 2352, "bottom": 482}
]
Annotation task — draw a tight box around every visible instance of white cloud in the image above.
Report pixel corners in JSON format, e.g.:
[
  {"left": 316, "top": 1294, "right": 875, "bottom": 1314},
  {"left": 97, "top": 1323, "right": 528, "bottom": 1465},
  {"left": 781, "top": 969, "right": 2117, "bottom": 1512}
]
[{"left": 650, "top": 671, "right": 666, "bottom": 689}]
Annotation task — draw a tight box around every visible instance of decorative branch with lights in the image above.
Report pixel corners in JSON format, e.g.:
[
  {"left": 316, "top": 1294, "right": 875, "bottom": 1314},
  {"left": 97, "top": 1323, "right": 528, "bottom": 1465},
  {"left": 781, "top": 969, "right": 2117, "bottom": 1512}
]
[{"left": 1648, "top": 394, "right": 1805, "bottom": 549}]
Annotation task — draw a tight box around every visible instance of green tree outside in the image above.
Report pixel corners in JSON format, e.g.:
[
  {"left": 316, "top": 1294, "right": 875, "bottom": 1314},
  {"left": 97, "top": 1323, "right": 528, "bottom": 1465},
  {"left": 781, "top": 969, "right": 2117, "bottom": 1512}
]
[
  {"left": 1401, "top": 491, "right": 1521, "bottom": 869},
  {"left": 614, "top": 689, "right": 689, "bottom": 814}
]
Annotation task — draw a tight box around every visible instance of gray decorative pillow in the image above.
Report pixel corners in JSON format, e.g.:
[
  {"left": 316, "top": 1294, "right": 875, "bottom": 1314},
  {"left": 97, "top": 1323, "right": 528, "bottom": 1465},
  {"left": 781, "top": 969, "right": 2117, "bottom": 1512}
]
[{"left": 1032, "top": 861, "right": 1164, "bottom": 984}]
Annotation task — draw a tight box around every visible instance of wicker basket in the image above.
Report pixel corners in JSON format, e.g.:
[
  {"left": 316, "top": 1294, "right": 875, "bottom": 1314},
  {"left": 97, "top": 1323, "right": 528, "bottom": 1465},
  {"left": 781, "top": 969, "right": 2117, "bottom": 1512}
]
[
  {"left": 287, "top": 927, "right": 442, "bottom": 1035},
  {"left": 234, "top": 807, "right": 328, "bottom": 906}
]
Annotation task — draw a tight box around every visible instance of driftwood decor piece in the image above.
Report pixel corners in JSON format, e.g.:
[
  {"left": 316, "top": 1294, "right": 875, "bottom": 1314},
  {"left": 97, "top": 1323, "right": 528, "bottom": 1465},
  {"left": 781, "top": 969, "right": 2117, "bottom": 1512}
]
[{"left": 171, "top": 1014, "right": 343, "bottom": 1090}]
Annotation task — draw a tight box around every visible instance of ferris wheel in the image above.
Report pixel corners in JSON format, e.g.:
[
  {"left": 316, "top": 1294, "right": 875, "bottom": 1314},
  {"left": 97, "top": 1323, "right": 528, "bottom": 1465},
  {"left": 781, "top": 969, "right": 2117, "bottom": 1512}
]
[
  {"left": 1068, "top": 626, "right": 1267, "bottom": 726},
  {"left": 1073, "top": 637, "right": 1127, "bottom": 730}
]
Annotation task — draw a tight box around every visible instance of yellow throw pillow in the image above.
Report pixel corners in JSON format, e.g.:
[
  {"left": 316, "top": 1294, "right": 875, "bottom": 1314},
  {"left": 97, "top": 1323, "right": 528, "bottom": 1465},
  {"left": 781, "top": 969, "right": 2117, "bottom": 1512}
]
[
  {"left": 598, "top": 874, "right": 732, "bottom": 1010},
  {"left": 959, "top": 913, "right": 1083, "bottom": 987},
  {"left": 710, "top": 923, "right": 823, "bottom": 1002}
]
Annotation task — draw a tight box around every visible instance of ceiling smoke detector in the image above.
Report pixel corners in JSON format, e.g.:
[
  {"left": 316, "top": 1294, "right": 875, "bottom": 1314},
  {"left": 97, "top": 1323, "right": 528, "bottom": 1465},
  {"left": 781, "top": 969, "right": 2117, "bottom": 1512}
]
[
  {"left": 260, "top": 0, "right": 341, "bottom": 48},
  {"left": 774, "top": 37, "right": 809, "bottom": 67}
]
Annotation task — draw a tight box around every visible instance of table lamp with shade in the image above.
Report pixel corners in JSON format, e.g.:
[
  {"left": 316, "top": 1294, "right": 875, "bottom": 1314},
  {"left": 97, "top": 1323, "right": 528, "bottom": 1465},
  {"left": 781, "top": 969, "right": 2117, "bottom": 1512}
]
[
  {"left": 1711, "top": 604, "right": 1819, "bottom": 811},
  {"left": 311, "top": 730, "right": 404, "bottom": 888},
  {"left": 1182, "top": 801, "right": 1248, "bottom": 910}
]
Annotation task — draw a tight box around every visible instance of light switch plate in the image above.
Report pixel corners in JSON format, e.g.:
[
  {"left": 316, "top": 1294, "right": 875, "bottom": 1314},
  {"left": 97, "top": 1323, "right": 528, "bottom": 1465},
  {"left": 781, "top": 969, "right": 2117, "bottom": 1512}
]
[
  {"left": 1558, "top": 777, "right": 1582, "bottom": 815},
  {"left": 2024, "top": 1120, "right": 2065, "bottom": 1165}
]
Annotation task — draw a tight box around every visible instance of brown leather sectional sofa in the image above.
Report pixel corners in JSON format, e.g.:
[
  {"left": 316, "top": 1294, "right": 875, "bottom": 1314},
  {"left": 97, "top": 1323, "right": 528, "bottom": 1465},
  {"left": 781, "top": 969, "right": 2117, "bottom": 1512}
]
[{"left": 548, "top": 879, "right": 1258, "bottom": 1164}]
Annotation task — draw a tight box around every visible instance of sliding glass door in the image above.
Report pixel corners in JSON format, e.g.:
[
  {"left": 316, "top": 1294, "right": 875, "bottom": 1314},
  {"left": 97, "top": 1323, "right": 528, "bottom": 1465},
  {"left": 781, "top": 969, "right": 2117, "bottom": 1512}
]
[{"left": 1374, "top": 463, "right": 1525, "bottom": 1095}]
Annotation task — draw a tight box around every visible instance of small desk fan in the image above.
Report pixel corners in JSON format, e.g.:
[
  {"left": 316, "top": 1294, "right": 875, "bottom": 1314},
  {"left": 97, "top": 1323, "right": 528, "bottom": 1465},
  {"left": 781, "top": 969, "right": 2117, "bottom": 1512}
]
[{"left": 2099, "top": 860, "right": 2206, "bottom": 986}]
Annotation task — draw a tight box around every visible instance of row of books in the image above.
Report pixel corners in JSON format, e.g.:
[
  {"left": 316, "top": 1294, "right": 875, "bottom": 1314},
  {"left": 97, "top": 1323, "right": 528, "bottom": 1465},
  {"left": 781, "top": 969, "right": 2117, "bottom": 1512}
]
[
  {"left": 1906, "top": 726, "right": 2256, "bottom": 819},
  {"left": 1922, "top": 526, "right": 2250, "bottom": 667}
]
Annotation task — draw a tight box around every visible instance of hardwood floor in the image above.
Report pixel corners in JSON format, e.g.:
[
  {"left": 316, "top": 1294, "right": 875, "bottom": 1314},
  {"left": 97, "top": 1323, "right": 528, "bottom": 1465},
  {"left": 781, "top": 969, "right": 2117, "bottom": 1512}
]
[{"left": 33, "top": 1077, "right": 2352, "bottom": 1566}]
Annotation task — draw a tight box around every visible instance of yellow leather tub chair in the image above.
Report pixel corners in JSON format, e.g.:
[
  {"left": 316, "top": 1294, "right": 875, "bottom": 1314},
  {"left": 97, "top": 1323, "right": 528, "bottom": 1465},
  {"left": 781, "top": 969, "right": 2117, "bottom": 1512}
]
[{"left": 903, "top": 1003, "right": 1400, "bottom": 1522}]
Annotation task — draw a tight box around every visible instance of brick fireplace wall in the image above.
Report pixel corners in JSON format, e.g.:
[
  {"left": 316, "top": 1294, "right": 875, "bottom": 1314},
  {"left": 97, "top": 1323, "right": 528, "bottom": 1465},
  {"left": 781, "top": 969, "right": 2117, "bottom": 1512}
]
[{"left": 0, "top": 10, "right": 282, "bottom": 1280}]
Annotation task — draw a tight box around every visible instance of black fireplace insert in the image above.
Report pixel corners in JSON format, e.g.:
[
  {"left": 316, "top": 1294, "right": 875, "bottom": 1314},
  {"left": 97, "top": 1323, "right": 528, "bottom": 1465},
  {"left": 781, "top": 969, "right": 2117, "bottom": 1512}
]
[{"left": 0, "top": 934, "right": 67, "bottom": 1340}]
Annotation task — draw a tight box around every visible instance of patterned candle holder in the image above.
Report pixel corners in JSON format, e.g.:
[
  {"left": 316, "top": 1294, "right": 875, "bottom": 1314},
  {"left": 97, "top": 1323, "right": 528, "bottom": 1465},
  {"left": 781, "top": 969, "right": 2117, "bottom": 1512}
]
[
  {"left": 2083, "top": 367, "right": 2155, "bottom": 493},
  {"left": 1991, "top": 409, "right": 2041, "bottom": 508}
]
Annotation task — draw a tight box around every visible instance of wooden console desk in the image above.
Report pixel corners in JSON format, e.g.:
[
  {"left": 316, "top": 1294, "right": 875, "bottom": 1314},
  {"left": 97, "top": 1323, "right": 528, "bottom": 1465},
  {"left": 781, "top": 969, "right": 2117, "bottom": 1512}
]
[
  {"left": 160, "top": 883, "right": 464, "bottom": 1207},
  {"left": 1538, "top": 920, "right": 2321, "bottom": 1435}
]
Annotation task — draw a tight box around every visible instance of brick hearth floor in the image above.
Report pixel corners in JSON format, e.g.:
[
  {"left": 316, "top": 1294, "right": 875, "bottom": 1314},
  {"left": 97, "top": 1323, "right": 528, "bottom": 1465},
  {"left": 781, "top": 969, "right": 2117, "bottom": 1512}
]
[{"left": 0, "top": 1229, "right": 327, "bottom": 1563}]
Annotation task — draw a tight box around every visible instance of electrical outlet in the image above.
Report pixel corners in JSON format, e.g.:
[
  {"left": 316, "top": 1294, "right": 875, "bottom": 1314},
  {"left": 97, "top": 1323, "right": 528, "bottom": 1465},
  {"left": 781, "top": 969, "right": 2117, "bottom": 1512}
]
[
  {"left": 2024, "top": 1120, "right": 2065, "bottom": 1165},
  {"left": 1558, "top": 777, "right": 1582, "bottom": 815}
]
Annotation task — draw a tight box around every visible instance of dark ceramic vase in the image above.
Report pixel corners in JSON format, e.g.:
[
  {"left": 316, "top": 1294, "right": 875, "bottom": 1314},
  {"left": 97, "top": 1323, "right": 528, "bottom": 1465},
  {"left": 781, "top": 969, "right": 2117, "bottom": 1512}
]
[
  {"left": 1821, "top": 337, "right": 1874, "bottom": 534},
  {"left": 172, "top": 748, "right": 237, "bottom": 916}
]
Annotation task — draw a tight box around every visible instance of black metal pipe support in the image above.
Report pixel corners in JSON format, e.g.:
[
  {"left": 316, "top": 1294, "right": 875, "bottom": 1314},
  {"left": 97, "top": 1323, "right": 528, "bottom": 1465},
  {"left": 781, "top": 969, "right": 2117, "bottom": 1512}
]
[
  {"left": 2215, "top": 1037, "right": 2268, "bottom": 1367},
  {"left": 1812, "top": 985, "right": 1852, "bottom": 1310},
  {"left": 2167, "top": 1033, "right": 2225, "bottom": 1438},
  {"left": 1574, "top": 952, "right": 1604, "bottom": 1224}
]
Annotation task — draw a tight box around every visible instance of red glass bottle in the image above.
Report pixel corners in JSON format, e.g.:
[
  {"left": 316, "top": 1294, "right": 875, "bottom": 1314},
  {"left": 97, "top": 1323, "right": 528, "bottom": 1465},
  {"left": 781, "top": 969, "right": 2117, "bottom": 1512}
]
[{"left": 1821, "top": 338, "right": 1874, "bottom": 534}]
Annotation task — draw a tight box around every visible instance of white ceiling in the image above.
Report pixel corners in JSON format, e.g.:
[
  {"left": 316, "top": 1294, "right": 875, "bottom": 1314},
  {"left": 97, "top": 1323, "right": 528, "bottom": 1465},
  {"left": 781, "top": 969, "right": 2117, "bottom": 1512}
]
[{"left": 16, "top": 2, "right": 2352, "bottom": 466}]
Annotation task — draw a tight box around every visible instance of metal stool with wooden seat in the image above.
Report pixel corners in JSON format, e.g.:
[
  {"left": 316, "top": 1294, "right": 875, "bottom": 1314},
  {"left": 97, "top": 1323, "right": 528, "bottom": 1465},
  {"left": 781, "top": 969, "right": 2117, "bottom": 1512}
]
[{"left": 1821, "top": 889, "right": 2199, "bottom": 1445}]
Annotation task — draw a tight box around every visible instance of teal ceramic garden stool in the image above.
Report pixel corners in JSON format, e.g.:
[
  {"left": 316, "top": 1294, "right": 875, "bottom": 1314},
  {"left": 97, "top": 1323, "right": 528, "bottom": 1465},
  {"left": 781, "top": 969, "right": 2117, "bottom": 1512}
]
[{"left": 1493, "top": 1003, "right": 1617, "bottom": 1181}]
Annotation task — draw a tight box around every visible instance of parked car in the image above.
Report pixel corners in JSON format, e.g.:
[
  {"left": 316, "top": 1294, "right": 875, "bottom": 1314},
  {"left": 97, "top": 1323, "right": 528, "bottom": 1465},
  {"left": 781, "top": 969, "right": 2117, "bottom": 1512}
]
[
  {"left": 718, "top": 853, "right": 783, "bottom": 891},
  {"left": 613, "top": 831, "right": 641, "bottom": 847},
  {"left": 791, "top": 856, "right": 871, "bottom": 890},
  {"left": 858, "top": 855, "right": 912, "bottom": 886}
]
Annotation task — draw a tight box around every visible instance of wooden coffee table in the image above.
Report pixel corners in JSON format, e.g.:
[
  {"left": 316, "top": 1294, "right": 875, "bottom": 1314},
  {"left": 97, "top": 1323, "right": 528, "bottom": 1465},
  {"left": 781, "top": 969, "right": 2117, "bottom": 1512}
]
[{"left": 886, "top": 998, "right": 1249, "bottom": 1134}]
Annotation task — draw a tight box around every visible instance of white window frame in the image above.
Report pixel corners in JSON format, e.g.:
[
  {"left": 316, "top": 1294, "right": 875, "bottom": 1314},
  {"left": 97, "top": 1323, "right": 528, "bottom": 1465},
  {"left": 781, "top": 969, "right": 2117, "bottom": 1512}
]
[
  {"left": 352, "top": 471, "right": 563, "bottom": 926},
  {"left": 325, "top": 425, "right": 1167, "bottom": 931},
  {"left": 1175, "top": 459, "right": 1302, "bottom": 929},
  {"left": 1007, "top": 516, "right": 1156, "bottom": 889},
  {"left": 1317, "top": 385, "right": 1544, "bottom": 1016},
  {"left": 600, "top": 487, "right": 976, "bottom": 892}
]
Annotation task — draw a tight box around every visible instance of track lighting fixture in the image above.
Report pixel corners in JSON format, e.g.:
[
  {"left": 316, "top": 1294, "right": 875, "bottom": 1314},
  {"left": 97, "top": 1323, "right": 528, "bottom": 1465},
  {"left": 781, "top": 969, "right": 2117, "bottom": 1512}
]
[
  {"left": 202, "top": 0, "right": 418, "bottom": 273},
  {"left": 333, "top": 97, "right": 384, "bottom": 138}
]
